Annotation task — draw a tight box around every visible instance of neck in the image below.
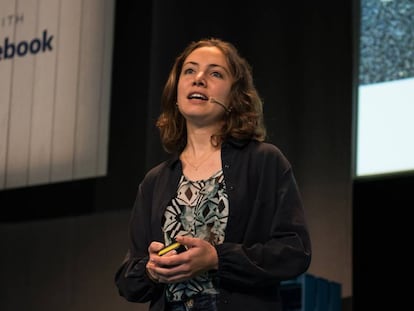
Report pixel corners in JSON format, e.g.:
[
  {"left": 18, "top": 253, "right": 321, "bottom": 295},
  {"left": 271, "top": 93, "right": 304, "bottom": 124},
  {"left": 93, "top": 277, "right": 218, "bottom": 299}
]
[
  {"left": 185, "top": 122, "right": 223, "bottom": 150},
  {"left": 185, "top": 135, "right": 219, "bottom": 158},
  {"left": 181, "top": 145, "right": 220, "bottom": 172}
]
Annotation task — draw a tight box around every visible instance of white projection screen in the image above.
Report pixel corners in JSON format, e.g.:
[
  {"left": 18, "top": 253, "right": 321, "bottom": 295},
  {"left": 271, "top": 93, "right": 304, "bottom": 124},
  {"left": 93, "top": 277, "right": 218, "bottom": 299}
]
[
  {"left": 0, "top": 0, "right": 115, "bottom": 190},
  {"left": 356, "top": 0, "right": 414, "bottom": 178}
]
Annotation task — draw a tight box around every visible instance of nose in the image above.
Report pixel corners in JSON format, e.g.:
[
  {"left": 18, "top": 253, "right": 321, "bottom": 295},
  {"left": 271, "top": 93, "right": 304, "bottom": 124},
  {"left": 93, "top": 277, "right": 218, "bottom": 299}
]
[{"left": 192, "top": 73, "right": 205, "bottom": 86}]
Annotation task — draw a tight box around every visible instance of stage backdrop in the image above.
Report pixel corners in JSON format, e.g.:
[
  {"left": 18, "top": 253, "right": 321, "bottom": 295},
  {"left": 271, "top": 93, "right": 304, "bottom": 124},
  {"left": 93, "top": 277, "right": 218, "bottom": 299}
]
[{"left": 0, "top": 0, "right": 115, "bottom": 190}]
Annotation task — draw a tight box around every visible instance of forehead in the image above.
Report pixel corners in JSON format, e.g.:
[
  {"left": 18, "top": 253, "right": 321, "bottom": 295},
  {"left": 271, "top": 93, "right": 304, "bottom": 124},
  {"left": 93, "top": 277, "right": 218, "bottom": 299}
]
[{"left": 184, "top": 46, "right": 228, "bottom": 67}]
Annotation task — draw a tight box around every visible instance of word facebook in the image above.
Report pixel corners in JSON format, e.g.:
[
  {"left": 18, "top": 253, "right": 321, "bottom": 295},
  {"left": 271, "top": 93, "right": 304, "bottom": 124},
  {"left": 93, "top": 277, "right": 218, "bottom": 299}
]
[{"left": 0, "top": 30, "right": 53, "bottom": 61}]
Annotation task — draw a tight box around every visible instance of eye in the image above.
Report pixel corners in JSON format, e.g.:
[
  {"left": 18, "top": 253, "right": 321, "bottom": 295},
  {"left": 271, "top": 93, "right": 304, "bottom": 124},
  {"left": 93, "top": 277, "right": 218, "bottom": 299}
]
[
  {"left": 211, "top": 71, "right": 223, "bottom": 79},
  {"left": 183, "top": 68, "right": 195, "bottom": 75}
]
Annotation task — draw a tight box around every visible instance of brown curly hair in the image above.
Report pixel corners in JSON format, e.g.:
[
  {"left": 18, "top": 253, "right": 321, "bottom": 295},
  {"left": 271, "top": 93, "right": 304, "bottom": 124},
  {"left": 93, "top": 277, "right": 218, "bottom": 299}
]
[{"left": 156, "top": 38, "right": 266, "bottom": 154}]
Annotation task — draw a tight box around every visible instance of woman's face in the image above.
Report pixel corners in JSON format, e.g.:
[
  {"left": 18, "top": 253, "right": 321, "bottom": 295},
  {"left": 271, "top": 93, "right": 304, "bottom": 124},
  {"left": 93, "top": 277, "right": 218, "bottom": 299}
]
[{"left": 177, "top": 46, "right": 233, "bottom": 125}]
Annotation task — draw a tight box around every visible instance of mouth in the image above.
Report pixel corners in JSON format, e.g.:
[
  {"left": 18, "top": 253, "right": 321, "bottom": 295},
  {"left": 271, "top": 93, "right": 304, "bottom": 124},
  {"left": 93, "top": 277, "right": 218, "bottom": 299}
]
[{"left": 187, "top": 92, "right": 208, "bottom": 101}]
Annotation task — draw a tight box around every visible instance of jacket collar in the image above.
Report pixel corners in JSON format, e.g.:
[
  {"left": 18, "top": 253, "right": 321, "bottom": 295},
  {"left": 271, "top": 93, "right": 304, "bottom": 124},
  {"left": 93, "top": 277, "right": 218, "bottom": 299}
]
[{"left": 166, "top": 137, "right": 251, "bottom": 169}]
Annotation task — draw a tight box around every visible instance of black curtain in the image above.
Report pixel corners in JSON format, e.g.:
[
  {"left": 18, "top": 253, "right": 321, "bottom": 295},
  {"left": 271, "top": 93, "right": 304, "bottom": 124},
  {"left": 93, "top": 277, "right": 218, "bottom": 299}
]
[{"left": 144, "top": 0, "right": 307, "bottom": 169}]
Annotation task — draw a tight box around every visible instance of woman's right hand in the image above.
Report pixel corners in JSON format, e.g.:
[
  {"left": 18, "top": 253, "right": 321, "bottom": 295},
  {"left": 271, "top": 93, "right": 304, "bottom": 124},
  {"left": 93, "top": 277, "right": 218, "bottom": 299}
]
[{"left": 146, "top": 241, "right": 164, "bottom": 283}]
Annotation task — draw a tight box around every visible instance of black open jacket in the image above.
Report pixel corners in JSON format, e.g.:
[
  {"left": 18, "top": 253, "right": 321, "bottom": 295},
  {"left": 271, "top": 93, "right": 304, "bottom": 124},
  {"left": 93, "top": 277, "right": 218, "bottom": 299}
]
[{"left": 115, "top": 139, "right": 312, "bottom": 311}]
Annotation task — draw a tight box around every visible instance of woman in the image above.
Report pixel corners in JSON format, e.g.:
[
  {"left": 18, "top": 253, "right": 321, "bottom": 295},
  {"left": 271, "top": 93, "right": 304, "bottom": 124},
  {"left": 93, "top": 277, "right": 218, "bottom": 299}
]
[{"left": 115, "top": 38, "right": 311, "bottom": 311}]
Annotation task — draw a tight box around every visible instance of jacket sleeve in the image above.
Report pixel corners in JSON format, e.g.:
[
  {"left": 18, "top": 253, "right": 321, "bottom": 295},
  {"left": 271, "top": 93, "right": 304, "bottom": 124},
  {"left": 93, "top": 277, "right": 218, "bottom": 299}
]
[
  {"left": 216, "top": 143, "right": 312, "bottom": 289},
  {"left": 114, "top": 180, "right": 165, "bottom": 302}
]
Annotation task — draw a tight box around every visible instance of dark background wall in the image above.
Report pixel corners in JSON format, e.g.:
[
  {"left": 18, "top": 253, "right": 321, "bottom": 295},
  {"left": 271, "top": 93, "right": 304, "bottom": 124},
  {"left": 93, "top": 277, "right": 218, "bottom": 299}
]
[
  {"left": 0, "top": 2, "right": 352, "bottom": 218},
  {"left": 2, "top": 1, "right": 412, "bottom": 310}
]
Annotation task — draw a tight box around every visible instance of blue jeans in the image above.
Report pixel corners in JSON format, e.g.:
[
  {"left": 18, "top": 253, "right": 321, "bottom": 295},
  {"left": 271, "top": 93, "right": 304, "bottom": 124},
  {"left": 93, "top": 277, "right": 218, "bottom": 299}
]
[{"left": 166, "top": 294, "right": 217, "bottom": 311}]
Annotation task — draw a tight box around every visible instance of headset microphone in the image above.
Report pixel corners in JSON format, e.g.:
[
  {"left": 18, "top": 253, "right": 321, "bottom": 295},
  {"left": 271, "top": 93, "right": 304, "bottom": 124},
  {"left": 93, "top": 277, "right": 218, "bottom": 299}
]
[{"left": 209, "top": 97, "right": 232, "bottom": 113}]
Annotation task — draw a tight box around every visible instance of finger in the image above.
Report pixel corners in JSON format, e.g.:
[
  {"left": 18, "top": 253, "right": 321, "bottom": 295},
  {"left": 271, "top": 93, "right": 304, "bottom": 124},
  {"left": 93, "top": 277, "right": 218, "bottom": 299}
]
[
  {"left": 175, "top": 235, "right": 194, "bottom": 247},
  {"left": 148, "top": 241, "right": 165, "bottom": 254}
]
